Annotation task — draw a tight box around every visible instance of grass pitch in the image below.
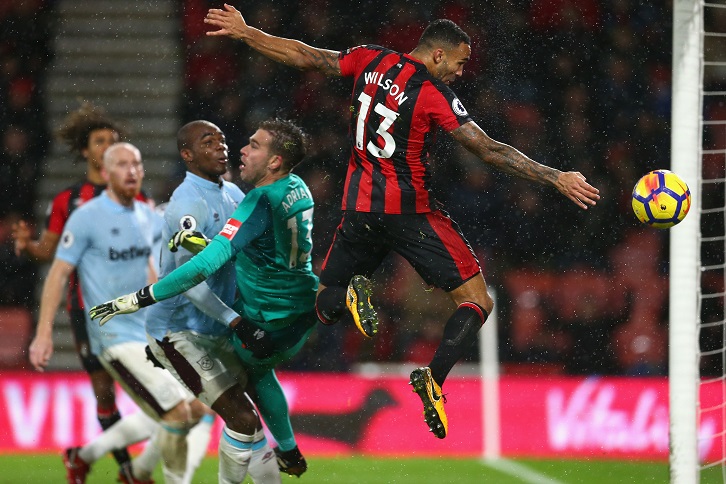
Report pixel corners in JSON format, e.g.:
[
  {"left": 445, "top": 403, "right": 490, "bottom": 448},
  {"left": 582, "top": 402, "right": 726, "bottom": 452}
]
[{"left": 1, "top": 454, "right": 723, "bottom": 483}]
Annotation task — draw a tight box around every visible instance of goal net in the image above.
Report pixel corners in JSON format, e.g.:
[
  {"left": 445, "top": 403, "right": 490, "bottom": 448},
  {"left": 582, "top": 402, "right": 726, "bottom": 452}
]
[{"left": 671, "top": 1, "right": 726, "bottom": 482}]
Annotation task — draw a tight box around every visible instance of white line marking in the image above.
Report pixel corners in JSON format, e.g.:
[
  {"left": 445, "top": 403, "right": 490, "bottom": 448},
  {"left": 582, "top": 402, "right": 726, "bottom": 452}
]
[{"left": 481, "top": 458, "right": 567, "bottom": 484}]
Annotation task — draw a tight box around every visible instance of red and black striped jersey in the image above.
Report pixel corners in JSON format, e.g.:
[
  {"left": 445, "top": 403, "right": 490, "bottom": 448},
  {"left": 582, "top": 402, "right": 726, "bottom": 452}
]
[
  {"left": 338, "top": 45, "right": 472, "bottom": 214},
  {"left": 45, "top": 180, "right": 149, "bottom": 311},
  {"left": 46, "top": 181, "right": 105, "bottom": 236}
]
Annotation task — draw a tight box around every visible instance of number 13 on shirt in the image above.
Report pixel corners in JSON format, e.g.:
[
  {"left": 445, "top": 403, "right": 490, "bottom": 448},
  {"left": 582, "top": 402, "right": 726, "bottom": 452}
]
[{"left": 356, "top": 92, "right": 399, "bottom": 159}]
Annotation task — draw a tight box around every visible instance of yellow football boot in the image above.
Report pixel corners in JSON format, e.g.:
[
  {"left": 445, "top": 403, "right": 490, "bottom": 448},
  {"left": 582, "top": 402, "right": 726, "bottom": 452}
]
[{"left": 409, "top": 367, "right": 448, "bottom": 438}]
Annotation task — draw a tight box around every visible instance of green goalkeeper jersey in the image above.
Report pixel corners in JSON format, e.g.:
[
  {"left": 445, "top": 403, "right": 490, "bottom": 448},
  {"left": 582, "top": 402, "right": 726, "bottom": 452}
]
[{"left": 151, "top": 173, "right": 318, "bottom": 329}]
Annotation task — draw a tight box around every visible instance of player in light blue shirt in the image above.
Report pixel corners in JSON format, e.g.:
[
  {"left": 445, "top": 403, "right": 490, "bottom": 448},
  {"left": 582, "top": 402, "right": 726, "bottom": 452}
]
[
  {"left": 145, "top": 121, "right": 244, "bottom": 340},
  {"left": 144, "top": 121, "right": 250, "bottom": 482},
  {"left": 142, "top": 120, "right": 281, "bottom": 483},
  {"left": 29, "top": 142, "right": 208, "bottom": 484},
  {"left": 58, "top": 190, "right": 159, "bottom": 353}
]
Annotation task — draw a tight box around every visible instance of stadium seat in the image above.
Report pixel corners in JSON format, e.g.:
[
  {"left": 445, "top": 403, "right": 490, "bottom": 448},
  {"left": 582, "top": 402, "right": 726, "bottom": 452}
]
[
  {"left": 0, "top": 306, "right": 33, "bottom": 369},
  {"left": 504, "top": 269, "right": 561, "bottom": 355}
]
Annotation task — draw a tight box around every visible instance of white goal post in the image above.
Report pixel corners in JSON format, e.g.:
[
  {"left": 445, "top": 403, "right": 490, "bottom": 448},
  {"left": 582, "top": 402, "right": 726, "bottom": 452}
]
[
  {"left": 479, "top": 290, "right": 500, "bottom": 460},
  {"left": 670, "top": 0, "right": 704, "bottom": 483}
]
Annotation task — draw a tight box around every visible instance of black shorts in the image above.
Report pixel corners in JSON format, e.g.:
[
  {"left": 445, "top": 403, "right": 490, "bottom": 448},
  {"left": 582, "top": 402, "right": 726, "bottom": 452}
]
[{"left": 319, "top": 210, "right": 481, "bottom": 292}]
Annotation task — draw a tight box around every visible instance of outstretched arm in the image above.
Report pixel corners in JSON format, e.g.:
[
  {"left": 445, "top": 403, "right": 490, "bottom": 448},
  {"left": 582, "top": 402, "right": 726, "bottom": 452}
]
[
  {"left": 451, "top": 121, "right": 600, "bottom": 209},
  {"left": 205, "top": 4, "right": 341, "bottom": 76}
]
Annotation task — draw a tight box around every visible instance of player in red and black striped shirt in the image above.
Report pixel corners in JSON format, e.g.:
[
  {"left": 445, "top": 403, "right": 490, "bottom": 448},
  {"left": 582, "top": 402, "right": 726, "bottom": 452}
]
[
  {"left": 206, "top": 9, "right": 600, "bottom": 439},
  {"left": 13, "top": 103, "right": 142, "bottom": 479}
]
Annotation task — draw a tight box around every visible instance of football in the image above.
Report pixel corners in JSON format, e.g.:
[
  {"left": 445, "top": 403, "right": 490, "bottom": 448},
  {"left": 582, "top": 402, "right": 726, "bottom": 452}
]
[{"left": 631, "top": 169, "right": 691, "bottom": 229}]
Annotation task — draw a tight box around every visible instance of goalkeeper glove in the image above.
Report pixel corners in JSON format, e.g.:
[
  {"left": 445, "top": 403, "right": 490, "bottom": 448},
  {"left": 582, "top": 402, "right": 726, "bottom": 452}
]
[
  {"left": 88, "top": 285, "right": 156, "bottom": 326},
  {"left": 232, "top": 319, "right": 275, "bottom": 359},
  {"left": 168, "top": 230, "right": 210, "bottom": 254},
  {"left": 275, "top": 446, "right": 307, "bottom": 477}
]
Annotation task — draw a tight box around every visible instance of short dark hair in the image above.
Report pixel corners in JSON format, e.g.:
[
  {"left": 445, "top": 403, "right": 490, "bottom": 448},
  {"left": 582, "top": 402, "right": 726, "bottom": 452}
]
[
  {"left": 176, "top": 120, "right": 219, "bottom": 152},
  {"left": 259, "top": 119, "right": 308, "bottom": 171},
  {"left": 417, "top": 19, "right": 470, "bottom": 50},
  {"left": 56, "top": 102, "right": 126, "bottom": 161}
]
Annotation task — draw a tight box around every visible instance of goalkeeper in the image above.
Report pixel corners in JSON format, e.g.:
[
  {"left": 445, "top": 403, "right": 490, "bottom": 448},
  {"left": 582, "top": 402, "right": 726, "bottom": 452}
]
[{"left": 91, "top": 119, "right": 318, "bottom": 480}]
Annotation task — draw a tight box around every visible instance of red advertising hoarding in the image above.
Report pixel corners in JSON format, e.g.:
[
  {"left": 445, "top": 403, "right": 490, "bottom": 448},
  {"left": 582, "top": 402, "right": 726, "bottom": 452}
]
[{"left": 0, "top": 371, "right": 720, "bottom": 461}]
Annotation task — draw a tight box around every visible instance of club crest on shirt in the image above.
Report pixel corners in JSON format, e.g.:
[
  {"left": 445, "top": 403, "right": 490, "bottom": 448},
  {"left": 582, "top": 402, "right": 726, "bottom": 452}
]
[
  {"left": 179, "top": 215, "right": 197, "bottom": 231},
  {"left": 197, "top": 354, "right": 215, "bottom": 372},
  {"left": 452, "top": 97, "right": 468, "bottom": 117},
  {"left": 60, "top": 230, "right": 74, "bottom": 248}
]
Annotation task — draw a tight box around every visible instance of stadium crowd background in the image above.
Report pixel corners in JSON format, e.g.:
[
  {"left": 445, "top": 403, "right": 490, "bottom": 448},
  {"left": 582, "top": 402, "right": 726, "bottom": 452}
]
[{"left": 1, "top": 0, "right": 721, "bottom": 377}]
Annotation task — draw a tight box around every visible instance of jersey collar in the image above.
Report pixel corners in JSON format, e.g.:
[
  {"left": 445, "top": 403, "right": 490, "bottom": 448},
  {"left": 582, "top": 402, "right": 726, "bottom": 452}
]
[{"left": 185, "top": 171, "right": 224, "bottom": 190}]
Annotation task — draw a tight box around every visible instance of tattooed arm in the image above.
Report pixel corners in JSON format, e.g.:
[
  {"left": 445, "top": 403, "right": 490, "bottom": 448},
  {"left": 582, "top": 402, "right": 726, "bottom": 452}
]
[
  {"left": 451, "top": 121, "right": 600, "bottom": 209},
  {"left": 205, "top": 4, "right": 341, "bottom": 76}
]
